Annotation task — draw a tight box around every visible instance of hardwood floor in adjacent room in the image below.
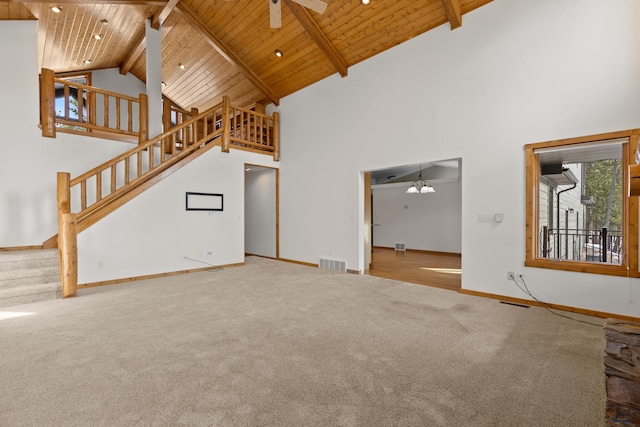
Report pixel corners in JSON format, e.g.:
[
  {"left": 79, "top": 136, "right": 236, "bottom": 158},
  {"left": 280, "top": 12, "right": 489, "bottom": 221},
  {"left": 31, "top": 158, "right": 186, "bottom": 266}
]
[{"left": 367, "top": 247, "right": 461, "bottom": 291}]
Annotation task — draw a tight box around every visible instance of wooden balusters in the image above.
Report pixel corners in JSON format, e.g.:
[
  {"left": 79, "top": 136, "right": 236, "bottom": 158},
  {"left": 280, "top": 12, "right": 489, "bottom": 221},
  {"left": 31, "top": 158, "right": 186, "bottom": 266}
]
[
  {"left": 96, "top": 172, "right": 102, "bottom": 202},
  {"left": 104, "top": 95, "right": 110, "bottom": 129},
  {"left": 110, "top": 165, "right": 117, "bottom": 194}
]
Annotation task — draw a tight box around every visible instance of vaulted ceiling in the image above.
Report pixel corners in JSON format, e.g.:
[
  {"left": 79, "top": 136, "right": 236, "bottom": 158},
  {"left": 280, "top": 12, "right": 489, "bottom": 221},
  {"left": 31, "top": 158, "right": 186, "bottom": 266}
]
[{"left": 0, "top": 0, "right": 492, "bottom": 110}]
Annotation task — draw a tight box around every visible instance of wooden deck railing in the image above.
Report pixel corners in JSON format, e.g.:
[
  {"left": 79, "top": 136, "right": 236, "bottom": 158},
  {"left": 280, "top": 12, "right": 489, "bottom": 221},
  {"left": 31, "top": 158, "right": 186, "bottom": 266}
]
[
  {"left": 40, "top": 68, "right": 148, "bottom": 144},
  {"left": 50, "top": 95, "right": 279, "bottom": 296}
]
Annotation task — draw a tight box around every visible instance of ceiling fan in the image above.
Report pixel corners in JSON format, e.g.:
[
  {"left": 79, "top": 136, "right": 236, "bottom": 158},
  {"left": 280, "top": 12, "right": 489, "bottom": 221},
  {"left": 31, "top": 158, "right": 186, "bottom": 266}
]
[{"left": 269, "top": 0, "right": 328, "bottom": 28}]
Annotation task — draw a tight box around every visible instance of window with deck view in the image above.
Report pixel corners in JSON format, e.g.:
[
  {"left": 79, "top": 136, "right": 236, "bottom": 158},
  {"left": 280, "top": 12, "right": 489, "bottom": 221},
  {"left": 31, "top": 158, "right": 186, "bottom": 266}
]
[{"left": 525, "top": 131, "right": 639, "bottom": 277}]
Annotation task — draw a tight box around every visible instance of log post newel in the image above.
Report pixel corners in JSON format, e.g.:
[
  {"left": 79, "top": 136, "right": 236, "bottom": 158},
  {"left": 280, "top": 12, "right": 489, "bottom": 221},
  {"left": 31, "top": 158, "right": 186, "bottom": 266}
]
[
  {"left": 222, "top": 96, "right": 231, "bottom": 153},
  {"left": 40, "top": 68, "right": 56, "bottom": 138},
  {"left": 139, "top": 93, "right": 149, "bottom": 145},
  {"left": 57, "top": 172, "right": 77, "bottom": 298},
  {"left": 273, "top": 111, "right": 280, "bottom": 161}
]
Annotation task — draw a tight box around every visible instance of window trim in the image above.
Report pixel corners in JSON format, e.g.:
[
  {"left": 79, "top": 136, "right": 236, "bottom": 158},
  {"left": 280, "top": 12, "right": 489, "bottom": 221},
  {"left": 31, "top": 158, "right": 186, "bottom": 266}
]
[{"left": 524, "top": 129, "right": 640, "bottom": 277}]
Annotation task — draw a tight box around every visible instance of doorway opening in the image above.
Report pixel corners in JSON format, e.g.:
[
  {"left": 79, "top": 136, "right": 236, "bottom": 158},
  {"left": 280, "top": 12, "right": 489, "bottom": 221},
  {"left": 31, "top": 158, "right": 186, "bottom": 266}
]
[
  {"left": 245, "top": 164, "right": 279, "bottom": 259},
  {"left": 364, "top": 159, "right": 462, "bottom": 291}
]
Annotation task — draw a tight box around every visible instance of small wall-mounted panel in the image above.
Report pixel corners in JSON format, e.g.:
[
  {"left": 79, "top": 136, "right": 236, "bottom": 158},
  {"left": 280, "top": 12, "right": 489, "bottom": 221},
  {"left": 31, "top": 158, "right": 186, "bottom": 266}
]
[{"left": 186, "top": 192, "right": 223, "bottom": 211}]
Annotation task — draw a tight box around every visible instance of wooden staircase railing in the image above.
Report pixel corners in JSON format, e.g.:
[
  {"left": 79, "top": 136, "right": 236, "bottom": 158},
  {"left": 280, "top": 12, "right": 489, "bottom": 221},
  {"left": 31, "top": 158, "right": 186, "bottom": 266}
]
[
  {"left": 40, "top": 68, "right": 148, "bottom": 144},
  {"left": 46, "top": 94, "right": 280, "bottom": 297}
]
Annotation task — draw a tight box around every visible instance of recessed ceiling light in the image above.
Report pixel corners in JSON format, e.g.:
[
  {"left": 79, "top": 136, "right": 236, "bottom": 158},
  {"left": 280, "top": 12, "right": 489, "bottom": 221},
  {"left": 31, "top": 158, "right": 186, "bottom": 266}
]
[
  {"left": 179, "top": 63, "right": 186, "bottom": 70},
  {"left": 274, "top": 49, "right": 283, "bottom": 58},
  {"left": 161, "top": 82, "right": 166, "bottom": 89},
  {"left": 93, "top": 34, "right": 103, "bottom": 40},
  {"left": 100, "top": 19, "right": 109, "bottom": 25},
  {"left": 245, "top": 167, "right": 251, "bottom": 171},
  {"left": 50, "top": 6, "right": 62, "bottom": 13},
  {"left": 361, "top": 0, "right": 371, "bottom": 4},
  {"left": 84, "top": 59, "right": 92, "bottom": 64}
]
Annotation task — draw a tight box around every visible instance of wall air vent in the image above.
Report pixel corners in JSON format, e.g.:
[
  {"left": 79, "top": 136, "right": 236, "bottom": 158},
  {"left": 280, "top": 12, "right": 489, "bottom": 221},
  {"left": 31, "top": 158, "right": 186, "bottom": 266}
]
[
  {"left": 395, "top": 242, "right": 406, "bottom": 251},
  {"left": 318, "top": 258, "right": 346, "bottom": 273}
]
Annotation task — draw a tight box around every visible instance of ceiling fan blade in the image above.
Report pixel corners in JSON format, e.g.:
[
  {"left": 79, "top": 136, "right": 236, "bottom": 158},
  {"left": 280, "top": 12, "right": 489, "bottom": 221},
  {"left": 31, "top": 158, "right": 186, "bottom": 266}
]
[
  {"left": 291, "top": 0, "right": 327, "bottom": 14},
  {"left": 270, "top": 0, "right": 282, "bottom": 28}
]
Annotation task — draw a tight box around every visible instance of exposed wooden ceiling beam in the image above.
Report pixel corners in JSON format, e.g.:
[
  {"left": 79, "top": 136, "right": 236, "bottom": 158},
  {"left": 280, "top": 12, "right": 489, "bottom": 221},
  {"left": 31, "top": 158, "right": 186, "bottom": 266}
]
[
  {"left": 121, "top": 1, "right": 178, "bottom": 75},
  {"left": 119, "top": 33, "right": 146, "bottom": 75},
  {"left": 284, "top": 0, "right": 347, "bottom": 78},
  {"left": 2, "top": 0, "right": 168, "bottom": 4},
  {"left": 151, "top": 0, "right": 178, "bottom": 30},
  {"left": 440, "top": 0, "right": 462, "bottom": 30},
  {"left": 175, "top": 1, "right": 279, "bottom": 106}
]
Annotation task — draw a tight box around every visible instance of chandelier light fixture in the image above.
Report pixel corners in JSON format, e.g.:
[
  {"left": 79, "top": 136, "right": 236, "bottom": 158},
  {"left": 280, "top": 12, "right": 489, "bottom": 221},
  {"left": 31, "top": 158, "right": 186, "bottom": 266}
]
[{"left": 406, "top": 165, "right": 435, "bottom": 194}]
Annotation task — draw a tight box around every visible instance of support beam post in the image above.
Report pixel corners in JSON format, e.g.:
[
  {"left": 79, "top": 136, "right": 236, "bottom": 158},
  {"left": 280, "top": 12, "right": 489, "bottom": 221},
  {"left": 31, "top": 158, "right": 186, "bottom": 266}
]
[
  {"left": 272, "top": 111, "right": 280, "bottom": 161},
  {"left": 40, "top": 68, "right": 56, "bottom": 138},
  {"left": 139, "top": 93, "right": 149, "bottom": 144},
  {"left": 221, "top": 95, "right": 231, "bottom": 153}
]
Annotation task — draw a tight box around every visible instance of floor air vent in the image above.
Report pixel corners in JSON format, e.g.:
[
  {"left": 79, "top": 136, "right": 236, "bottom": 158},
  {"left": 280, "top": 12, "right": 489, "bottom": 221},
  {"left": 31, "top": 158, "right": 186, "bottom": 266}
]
[
  {"left": 395, "top": 242, "right": 406, "bottom": 251},
  {"left": 318, "top": 258, "right": 347, "bottom": 273},
  {"left": 499, "top": 301, "right": 530, "bottom": 308}
]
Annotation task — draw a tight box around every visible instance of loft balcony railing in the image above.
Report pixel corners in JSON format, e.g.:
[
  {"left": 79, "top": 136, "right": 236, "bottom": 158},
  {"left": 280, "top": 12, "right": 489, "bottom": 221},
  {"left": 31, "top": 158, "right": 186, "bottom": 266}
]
[
  {"left": 39, "top": 68, "right": 280, "bottom": 160},
  {"left": 40, "top": 69, "right": 148, "bottom": 144},
  {"left": 540, "top": 226, "right": 623, "bottom": 264}
]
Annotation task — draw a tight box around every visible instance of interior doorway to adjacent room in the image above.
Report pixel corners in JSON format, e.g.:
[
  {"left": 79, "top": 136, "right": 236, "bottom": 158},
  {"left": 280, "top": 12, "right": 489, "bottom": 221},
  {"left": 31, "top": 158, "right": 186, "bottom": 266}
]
[
  {"left": 245, "top": 164, "right": 279, "bottom": 259},
  {"left": 364, "top": 159, "right": 462, "bottom": 291}
]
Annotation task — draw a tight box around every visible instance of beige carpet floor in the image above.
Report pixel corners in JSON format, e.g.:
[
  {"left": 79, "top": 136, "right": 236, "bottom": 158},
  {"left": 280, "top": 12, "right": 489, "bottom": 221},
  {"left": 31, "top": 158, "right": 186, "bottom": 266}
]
[{"left": 0, "top": 256, "right": 605, "bottom": 426}]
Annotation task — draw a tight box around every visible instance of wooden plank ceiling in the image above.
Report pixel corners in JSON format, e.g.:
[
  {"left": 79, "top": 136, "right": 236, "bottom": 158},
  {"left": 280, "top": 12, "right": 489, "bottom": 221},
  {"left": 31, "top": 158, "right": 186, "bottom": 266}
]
[{"left": 0, "top": 0, "right": 492, "bottom": 110}]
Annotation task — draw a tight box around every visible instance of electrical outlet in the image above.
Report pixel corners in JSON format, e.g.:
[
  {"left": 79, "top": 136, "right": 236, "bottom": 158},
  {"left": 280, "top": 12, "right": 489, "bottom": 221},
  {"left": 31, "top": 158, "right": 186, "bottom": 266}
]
[
  {"left": 206, "top": 250, "right": 213, "bottom": 257},
  {"left": 507, "top": 271, "right": 515, "bottom": 281}
]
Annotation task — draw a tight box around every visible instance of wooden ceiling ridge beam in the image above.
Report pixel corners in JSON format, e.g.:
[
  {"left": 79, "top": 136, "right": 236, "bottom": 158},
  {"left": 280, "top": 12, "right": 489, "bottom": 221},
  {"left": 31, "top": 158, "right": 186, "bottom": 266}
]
[
  {"left": 151, "top": 0, "right": 178, "bottom": 30},
  {"left": 120, "top": 32, "right": 146, "bottom": 75},
  {"left": 283, "top": 0, "right": 347, "bottom": 78},
  {"left": 175, "top": 0, "right": 280, "bottom": 106},
  {"left": 120, "top": 1, "right": 177, "bottom": 75},
  {"left": 440, "top": 0, "right": 462, "bottom": 30}
]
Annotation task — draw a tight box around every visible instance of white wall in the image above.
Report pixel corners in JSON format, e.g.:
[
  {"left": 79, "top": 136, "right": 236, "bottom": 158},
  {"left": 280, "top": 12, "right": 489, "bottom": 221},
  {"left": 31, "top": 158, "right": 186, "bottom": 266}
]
[
  {"left": 78, "top": 148, "right": 277, "bottom": 284},
  {"left": 0, "top": 21, "right": 132, "bottom": 246},
  {"left": 372, "top": 180, "right": 461, "bottom": 253},
  {"left": 0, "top": 20, "right": 280, "bottom": 283},
  {"left": 276, "top": 0, "right": 640, "bottom": 317},
  {"left": 245, "top": 168, "right": 277, "bottom": 258}
]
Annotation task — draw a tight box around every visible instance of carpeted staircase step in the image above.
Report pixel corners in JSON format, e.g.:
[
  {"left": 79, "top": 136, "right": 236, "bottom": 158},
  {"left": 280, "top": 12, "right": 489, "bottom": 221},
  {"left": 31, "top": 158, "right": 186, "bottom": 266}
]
[
  {"left": 0, "top": 249, "right": 61, "bottom": 308},
  {"left": 0, "top": 282, "right": 61, "bottom": 308}
]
